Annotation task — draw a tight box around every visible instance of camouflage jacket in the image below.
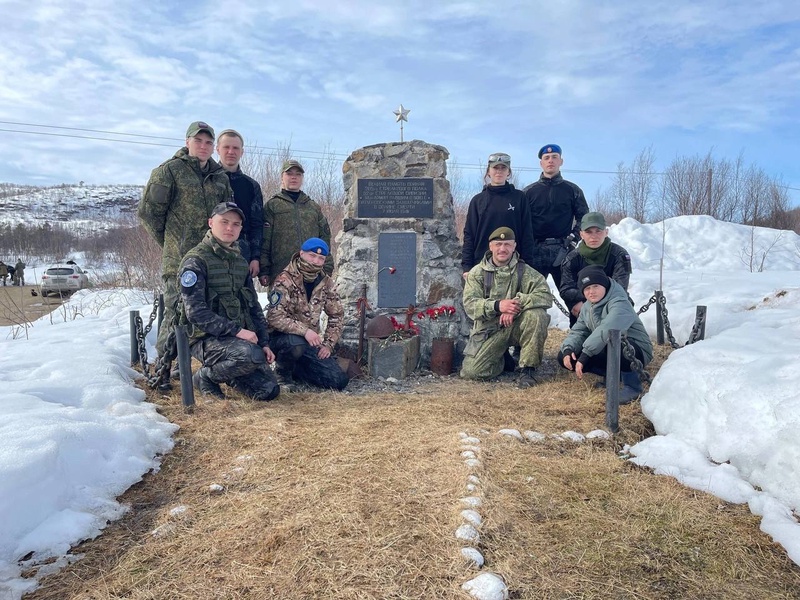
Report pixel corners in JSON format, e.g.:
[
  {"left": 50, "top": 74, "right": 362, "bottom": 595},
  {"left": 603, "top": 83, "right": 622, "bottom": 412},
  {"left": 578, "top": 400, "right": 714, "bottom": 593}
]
[
  {"left": 138, "top": 147, "right": 233, "bottom": 278},
  {"left": 259, "top": 190, "right": 333, "bottom": 281},
  {"left": 268, "top": 254, "right": 343, "bottom": 350},
  {"left": 178, "top": 231, "right": 269, "bottom": 346},
  {"left": 463, "top": 251, "right": 552, "bottom": 334}
]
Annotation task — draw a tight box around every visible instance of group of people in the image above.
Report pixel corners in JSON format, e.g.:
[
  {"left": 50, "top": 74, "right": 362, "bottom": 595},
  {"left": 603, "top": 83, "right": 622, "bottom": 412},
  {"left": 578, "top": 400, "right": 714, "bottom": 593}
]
[
  {"left": 459, "top": 147, "right": 652, "bottom": 403},
  {"left": 138, "top": 122, "right": 653, "bottom": 404},
  {"left": 138, "top": 122, "right": 343, "bottom": 401},
  {"left": 0, "top": 259, "right": 25, "bottom": 286}
]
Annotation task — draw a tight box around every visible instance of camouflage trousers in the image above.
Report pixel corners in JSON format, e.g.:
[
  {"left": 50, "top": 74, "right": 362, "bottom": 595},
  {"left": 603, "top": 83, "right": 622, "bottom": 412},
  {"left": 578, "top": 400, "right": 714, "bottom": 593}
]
[
  {"left": 156, "top": 275, "right": 179, "bottom": 356},
  {"left": 190, "top": 335, "right": 279, "bottom": 400},
  {"left": 460, "top": 308, "right": 550, "bottom": 380},
  {"left": 271, "top": 333, "right": 349, "bottom": 391}
]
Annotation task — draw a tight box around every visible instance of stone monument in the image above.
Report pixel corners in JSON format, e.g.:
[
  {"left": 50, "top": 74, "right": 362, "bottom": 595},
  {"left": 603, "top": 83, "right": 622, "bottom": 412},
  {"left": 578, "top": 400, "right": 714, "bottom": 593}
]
[{"left": 334, "top": 140, "right": 467, "bottom": 369}]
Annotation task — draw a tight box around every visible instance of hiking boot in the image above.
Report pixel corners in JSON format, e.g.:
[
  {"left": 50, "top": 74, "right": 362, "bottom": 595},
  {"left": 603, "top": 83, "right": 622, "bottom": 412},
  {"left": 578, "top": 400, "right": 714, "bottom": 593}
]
[
  {"left": 232, "top": 369, "right": 281, "bottom": 401},
  {"left": 619, "top": 371, "right": 643, "bottom": 405},
  {"left": 516, "top": 366, "right": 538, "bottom": 389},
  {"left": 192, "top": 367, "right": 224, "bottom": 399}
]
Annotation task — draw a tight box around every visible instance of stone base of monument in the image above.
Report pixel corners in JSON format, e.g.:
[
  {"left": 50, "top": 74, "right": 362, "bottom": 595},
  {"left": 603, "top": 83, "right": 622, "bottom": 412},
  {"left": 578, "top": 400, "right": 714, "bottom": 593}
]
[{"left": 368, "top": 336, "right": 420, "bottom": 380}]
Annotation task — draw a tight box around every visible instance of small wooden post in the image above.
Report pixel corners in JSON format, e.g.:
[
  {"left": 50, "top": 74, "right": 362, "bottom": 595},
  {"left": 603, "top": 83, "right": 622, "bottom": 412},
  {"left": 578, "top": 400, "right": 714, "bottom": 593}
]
[
  {"left": 175, "top": 325, "right": 194, "bottom": 413},
  {"left": 605, "top": 329, "right": 621, "bottom": 433},
  {"left": 129, "top": 310, "right": 140, "bottom": 366}
]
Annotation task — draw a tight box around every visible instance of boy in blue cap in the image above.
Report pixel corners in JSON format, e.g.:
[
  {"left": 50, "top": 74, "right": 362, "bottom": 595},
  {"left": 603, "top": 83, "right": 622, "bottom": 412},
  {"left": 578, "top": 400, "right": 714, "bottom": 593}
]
[{"left": 267, "top": 237, "right": 349, "bottom": 391}]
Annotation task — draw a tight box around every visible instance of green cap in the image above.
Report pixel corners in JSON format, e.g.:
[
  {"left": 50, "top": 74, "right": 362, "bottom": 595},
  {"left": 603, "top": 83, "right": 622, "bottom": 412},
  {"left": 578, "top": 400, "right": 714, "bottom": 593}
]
[
  {"left": 489, "top": 227, "right": 515, "bottom": 242},
  {"left": 186, "top": 121, "right": 215, "bottom": 139},
  {"left": 282, "top": 159, "right": 305, "bottom": 173},
  {"left": 580, "top": 212, "right": 607, "bottom": 230}
]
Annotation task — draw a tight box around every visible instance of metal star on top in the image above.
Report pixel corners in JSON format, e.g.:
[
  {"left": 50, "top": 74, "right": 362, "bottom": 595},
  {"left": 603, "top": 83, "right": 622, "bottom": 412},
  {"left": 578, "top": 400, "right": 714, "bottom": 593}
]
[{"left": 393, "top": 104, "right": 410, "bottom": 122}]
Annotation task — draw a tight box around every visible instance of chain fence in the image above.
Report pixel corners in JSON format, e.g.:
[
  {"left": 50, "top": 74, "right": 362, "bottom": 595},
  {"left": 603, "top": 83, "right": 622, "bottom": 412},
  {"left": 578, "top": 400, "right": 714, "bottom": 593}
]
[{"left": 132, "top": 295, "right": 176, "bottom": 390}]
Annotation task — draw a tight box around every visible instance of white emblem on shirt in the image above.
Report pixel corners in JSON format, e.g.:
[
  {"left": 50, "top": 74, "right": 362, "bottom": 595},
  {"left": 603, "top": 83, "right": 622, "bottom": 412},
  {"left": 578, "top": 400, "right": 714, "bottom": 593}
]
[{"left": 508, "top": 203, "right": 515, "bottom": 211}]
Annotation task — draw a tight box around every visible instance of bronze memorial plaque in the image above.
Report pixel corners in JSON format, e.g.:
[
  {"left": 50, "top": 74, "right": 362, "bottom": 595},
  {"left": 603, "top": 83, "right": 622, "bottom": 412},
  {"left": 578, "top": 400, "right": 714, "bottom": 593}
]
[
  {"left": 357, "top": 178, "right": 434, "bottom": 218},
  {"left": 378, "top": 232, "right": 416, "bottom": 308}
]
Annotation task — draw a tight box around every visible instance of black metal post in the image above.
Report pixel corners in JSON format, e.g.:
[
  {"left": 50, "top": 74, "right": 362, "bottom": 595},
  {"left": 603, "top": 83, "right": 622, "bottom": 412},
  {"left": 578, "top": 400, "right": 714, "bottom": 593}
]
[
  {"left": 129, "top": 310, "right": 140, "bottom": 366},
  {"left": 175, "top": 325, "right": 194, "bottom": 413},
  {"left": 655, "top": 290, "right": 664, "bottom": 346},
  {"left": 605, "top": 329, "right": 621, "bottom": 433},
  {"left": 696, "top": 305, "right": 707, "bottom": 341}
]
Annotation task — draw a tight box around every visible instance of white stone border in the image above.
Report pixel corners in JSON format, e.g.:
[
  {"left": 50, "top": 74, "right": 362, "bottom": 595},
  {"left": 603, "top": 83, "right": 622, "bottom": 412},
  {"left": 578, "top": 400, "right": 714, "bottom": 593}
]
[{"left": 456, "top": 427, "right": 613, "bottom": 599}]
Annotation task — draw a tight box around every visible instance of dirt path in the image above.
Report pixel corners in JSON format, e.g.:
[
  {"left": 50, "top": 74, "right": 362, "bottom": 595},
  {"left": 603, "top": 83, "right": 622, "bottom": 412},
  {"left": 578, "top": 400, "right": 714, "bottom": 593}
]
[{"left": 0, "top": 284, "right": 65, "bottom": 327}]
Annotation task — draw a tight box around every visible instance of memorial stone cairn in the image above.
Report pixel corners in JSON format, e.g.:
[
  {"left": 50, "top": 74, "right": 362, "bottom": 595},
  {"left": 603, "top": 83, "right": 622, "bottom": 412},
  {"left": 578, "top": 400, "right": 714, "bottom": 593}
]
[{"left": 334, "top": 140, "right": 468, "bottom": 371}]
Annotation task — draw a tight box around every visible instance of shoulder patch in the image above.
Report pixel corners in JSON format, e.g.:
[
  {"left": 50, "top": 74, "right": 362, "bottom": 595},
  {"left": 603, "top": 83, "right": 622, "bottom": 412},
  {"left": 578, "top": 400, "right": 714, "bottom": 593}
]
[
  {"left": 268, "top": 289, "right": 282, "bottom": 307},
  {"left": 180, "top": 271, "right": 198, "bottom": 288}
]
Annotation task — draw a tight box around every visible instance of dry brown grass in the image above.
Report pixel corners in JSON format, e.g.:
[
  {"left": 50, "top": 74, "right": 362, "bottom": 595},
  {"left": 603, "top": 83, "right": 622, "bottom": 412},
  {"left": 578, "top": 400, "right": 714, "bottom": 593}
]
[
  {"left": 0, "top": 284, "right": 64, "bottom": 327},
  {"left": 24, "top": 331, "right": 800, "bottom": 599}
]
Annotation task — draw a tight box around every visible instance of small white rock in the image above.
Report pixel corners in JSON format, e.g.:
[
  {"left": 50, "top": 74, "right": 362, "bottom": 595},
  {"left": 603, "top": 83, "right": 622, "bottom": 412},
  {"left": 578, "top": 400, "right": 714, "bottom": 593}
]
[
  {"left": 209, "top": 484, "right": 224, "bottom": 493},
  {"left": 462, "top": 445, "right": 481, "bottom": 454},
  {"left": 468, "top": 475, "right": 481, "bottom": 485},
  {"left": 386, "top": 377, "right": 399, "bottom": 384},
  {"left": 461, "top": 572, "right": 509, "bottom": 600},
  {"left": 455, "top": 523, "right": 480, "bottom": 542},
  {"left": 235, "top": 455, "right": 253, "bottom": 461},
  {"left": 523, "top": 430, "right": 546, "bottom": 442},
  {"left": 466, "top": 484, "right": 477, "bottom": 492},
  {"left": 498, "top": 428, "right": 523, "bottom": 441},
  {"left": 461, "top": 509, "right": 482, "bottom": 526},
  {"left": 461, "top": 451, "right": 477, "bottom": 459},
  {"left": 461, "top": 496, "right": 482, "bottom": 508},
  {"left": 465, "top": 458, "right": 482, "bottom": 469},
  {"left": 151, "top": 523, "right": 176, "bottom": 538},
  {"left": 459, "top": 432, "right": 470, "bottom": 439},
  {"left": 169, "top": 505, "right": 188, "bottom": 518},
  {"left": 561, "top": 430, "right": 586, "bottom": 443},
  {"left": 587, "top": 429, "right": 611, "bottom": 440},
  {"left": 461, "top": 436, "right": 481, "bottom": 445},
  {"left": 461, "top": 547, "right": 485, "bottom": 568}
]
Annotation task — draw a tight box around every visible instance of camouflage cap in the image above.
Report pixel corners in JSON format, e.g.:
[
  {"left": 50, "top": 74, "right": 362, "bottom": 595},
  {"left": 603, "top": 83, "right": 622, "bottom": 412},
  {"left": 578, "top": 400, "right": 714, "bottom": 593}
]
[
  {"left": 211, "top": 201, "right": 244, "bottom": 220},
  {"left": 186, "top": 121, "right": 215, "bottom": 139},
  {"left": 282, "top": 159, "right": 305, "bottom": 173},
  {"left": 489, "top": 227, "right": 515, "bottom": 242}
]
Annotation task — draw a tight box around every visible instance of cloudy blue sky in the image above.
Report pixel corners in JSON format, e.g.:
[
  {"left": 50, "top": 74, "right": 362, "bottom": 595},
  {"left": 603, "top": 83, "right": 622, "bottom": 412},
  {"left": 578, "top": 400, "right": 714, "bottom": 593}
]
[{"left": 1, "top": 0, "right": 799, "bottom": 204}]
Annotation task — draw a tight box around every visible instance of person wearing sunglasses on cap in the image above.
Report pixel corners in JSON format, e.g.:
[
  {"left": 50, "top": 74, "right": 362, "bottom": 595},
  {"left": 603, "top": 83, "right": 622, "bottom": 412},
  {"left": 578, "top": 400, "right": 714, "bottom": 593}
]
[
  {"left": 523, "top": 144, "right": 589, "bottom": 290},
  {"left": 461, "top": 152, "right": 535, "bottom": 280},
  {"left": 138, "top": 121, "right": 234, "bottom": 368}
]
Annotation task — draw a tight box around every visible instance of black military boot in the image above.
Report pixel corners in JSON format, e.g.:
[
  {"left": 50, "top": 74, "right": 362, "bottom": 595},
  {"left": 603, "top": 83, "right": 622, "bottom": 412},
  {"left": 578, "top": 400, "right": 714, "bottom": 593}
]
[
  {"left": 232, "top": 368, "right": 280, "bottom": 402},
  {"left": 619, "top": 371, "right": 643, "bottom": 405},
  {"left": 516, "top": 366, "right": 538, "bottom": 389},
  {"left": 192, "top": 367, "right": 224, "bottom": 399}
]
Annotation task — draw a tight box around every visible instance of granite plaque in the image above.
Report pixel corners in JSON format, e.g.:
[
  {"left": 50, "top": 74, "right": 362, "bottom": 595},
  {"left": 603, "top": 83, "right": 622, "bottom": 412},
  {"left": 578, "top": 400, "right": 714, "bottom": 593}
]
[
  {"left": 357, "top": 178, "right": 434, "bottom": 218},
  {"left": 378, "top": 232, "right": 416, "bottom": 308}
]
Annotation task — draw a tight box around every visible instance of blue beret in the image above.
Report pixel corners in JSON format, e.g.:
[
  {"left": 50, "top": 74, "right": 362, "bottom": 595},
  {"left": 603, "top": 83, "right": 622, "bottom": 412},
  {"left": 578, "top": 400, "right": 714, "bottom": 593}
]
[
  {"left": 538, "top": 144, "right": 562, "bottom": 159},
  {"left": 301, "top": 237, "right": 329, "bottom": 256}
]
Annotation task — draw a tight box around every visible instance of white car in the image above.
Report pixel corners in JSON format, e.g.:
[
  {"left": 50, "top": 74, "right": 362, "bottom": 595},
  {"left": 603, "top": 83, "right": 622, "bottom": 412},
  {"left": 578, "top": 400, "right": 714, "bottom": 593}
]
[{"left": 41, "top": 263, "right": 90, "bottom": 296}]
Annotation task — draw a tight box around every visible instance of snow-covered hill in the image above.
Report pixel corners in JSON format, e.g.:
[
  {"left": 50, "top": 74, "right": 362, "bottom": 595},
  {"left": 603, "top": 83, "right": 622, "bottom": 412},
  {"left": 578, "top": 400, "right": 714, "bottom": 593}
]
[{"left": 0, "top": 183, "right": 142, "bottom": 232}]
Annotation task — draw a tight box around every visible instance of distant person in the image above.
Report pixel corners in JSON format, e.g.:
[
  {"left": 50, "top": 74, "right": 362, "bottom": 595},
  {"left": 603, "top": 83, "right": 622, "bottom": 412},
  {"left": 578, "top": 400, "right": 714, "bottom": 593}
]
[
  {"left": 558, "top": 266, "right": 653, "bottom": 404},
  {"left": 560, "top": 212, "right": 633, "bottom": 327},
  {"left": 0, "top": 261, "right": 7, "bottom": 286},
  {"left": 523, "top": 144, "right": 589, "bottom": 288},
  {"left": 178, "top": 202, "right": 279, "bottom": 401},
  {"left": 461, "top": 227, "right": 552, "bottom": 388},
  {"left": 13, "top": 259, "right": 25, "bottom": 286},
  {"left": 461, "top": 152, "right": 535, "bottom": 278},
  {"left": 138, "top": 121, "right": 233, "bottom": 361},
  {"left": 216, "top": 129, "right": 265, "bottom": 277},
  {"left": 268, "top": 237, "right": 349, "bottom": 391},
  {"left": 258, "top": 160, "right": 333, "bottom": 286}
]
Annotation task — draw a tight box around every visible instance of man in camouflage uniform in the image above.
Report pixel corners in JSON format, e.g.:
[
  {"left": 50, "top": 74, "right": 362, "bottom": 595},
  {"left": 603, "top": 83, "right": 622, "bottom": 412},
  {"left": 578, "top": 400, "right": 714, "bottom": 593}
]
[
  {"left": 461, "top": 227, "right": 552, "bottom": 388},
  {"left": 258, "top": 160, "right": 333, "bottom": 286},
  {"left": 138, "top": 121, "right": 233, "bottom": 359},
  {"left": 268, "top": 237, "right": 349, "bottom": 391},
  {"left": 178, "top": 202, "right": 280, "bottom": 401},
  {"left": 13, "top": 259, "right": 25, "bottom": 286}
]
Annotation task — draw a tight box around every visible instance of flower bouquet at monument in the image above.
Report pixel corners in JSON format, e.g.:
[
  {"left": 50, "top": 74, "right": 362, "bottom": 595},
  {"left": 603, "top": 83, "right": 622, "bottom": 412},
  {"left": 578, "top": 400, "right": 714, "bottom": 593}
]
[{"left": 416, "top": 305, "right": 457, "bottom": 341}]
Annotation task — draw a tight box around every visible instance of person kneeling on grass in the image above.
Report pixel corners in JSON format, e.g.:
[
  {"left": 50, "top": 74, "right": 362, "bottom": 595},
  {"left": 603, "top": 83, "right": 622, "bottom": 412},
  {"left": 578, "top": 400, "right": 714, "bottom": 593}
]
[
  {"left": 557, "top": 266, "right": 653, "bottom": 404},
  {"left": 460, "top": 226, "right": 552, "bottom": 388},
  {"left": 178, "top": 202, "right": 280, "bottom": 402},
  {"left": 267, "top": 237, "right": 349, "bottom": 391}
]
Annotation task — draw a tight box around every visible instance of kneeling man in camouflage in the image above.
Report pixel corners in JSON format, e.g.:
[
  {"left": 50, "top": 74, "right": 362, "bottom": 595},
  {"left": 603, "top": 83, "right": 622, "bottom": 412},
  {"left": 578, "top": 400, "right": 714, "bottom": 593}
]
[
  {"left": 460, "top": 227, "right": 552, "bottom": 388},
  {"left": 178, "top": 202, "right": 280, "bottom": 401},
  {"left": 268, "top": 237, "right": 349, "bottom": 391}
]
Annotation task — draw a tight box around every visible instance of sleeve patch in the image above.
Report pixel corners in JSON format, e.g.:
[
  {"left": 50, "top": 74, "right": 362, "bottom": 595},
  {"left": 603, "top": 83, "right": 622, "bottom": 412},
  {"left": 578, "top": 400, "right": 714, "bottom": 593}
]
[
  {"left": 180, "top": 270, "right": 198, "bottom": 288},
  {"left": 268, "top": 290, "right": 282, "bottom": 307}
]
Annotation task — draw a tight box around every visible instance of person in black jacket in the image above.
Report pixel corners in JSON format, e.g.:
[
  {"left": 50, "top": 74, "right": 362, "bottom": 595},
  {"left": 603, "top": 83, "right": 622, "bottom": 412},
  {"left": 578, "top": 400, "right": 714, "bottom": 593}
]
[
  {"left": 461, "top": 152, "right": 534, "bottom": 279},
  {"left": 216, "top": 129, "right": 265, "bottom": 277},
  {"left": 523, "top": 144, "right": 589, "bottom": 288},
  {"left": 559, "top": 212, "right": 632, "bottom": 326}
]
